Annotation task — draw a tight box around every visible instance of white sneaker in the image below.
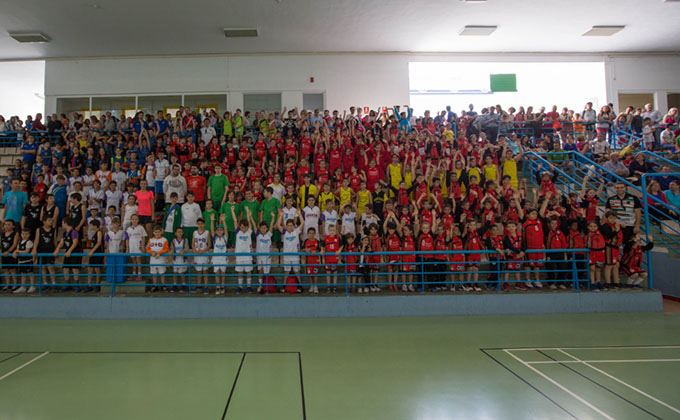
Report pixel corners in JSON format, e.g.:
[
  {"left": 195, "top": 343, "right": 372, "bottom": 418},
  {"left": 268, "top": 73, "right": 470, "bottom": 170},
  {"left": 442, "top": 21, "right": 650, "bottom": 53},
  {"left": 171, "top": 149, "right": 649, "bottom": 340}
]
[
  {"left": 27, "top": 286, "right": 36, "bottom": 293},
  {"left": 526, "top": 282, "right": 534, "bottom": 289},
  {"left": 13, "top": 286, "right": 27, "bottom": 294},
  {"left": 558, "top": 284, "right": 567, "bottom": 290},
  {"left": 549, "top": 284, "right": 557, "bottom": 290},
  {"left": 408, "top": 285, "right": 415, "bottom": 292},
  {"left": 401, "top": 284, "right": 408, "bottom": 292},
  {"left": 534, "top": 282, "right": 543, "bottom": 288},
  {"left": 308, "top": 287, "right": 315, "bottom": 293},
  {"left": 257, "top": 286, "right": 262, "bottom": 293},
  {"left": 461, "top": 285, "right": 471, "bottom": 292},
  {"left": 474, "top": 286, "right": 482, "bottom": 292},
  {"left": 374, "top": 286, "right": 381, "bottom": 292},
  {"left": 313, "top": 287, "right": 319, "bottom": 294},
  {"left": 358, "top": 287, "right": 363, "bottom": 293}
]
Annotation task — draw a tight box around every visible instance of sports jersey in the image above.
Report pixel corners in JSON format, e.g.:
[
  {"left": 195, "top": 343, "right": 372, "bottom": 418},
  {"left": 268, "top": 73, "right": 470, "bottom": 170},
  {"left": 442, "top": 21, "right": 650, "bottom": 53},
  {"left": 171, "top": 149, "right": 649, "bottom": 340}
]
[
  {"left": 282, "top": 228, "right": 301, "bottom": 253},
  {"left": 146, "top": 236, "right": 169, "bottom": 266},
  {"left": 234, "top": 228, "right": 253, "bottom": 253},
  {"left": 523, "top": 218, "right": 545, "bottom": 249},
  {"left": 212, "top": 235, "right": 228, "bottom": 265},
  {"left": 321, "top": 210, "right": 339, "bottom": 236},
  {"left": 126, "top": 225, "right": 146, "bottom": 253},
  {"left": 302, "top": 206, "right": 320, "bottom": 237},
  {"left": 193, "top": 229, "right": 211, "bottom": 252},
  {"left": 304, "top": 238, "right": 320, "bottom": 265},
  {"left": 171, "top": 237, "right": 188, "bottom": 265},
  {"left": 324, "top": 235, "right": 341, "bottom": 265},
  {"left": 341, "top": 212, "right": 356, "bottom": 236},
  {"left": 256, "top": 231, "right": 273, "bottom": 253},
  {"left": 105, "top": 229, "right": 126, "bottom": 253}
]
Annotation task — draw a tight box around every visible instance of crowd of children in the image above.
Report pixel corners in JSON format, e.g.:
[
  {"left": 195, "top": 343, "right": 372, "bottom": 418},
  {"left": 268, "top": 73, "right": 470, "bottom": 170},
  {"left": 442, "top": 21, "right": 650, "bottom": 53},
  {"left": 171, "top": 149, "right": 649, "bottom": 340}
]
[{"left": 0, "top": 102, "right": 665, "bottom": 294}]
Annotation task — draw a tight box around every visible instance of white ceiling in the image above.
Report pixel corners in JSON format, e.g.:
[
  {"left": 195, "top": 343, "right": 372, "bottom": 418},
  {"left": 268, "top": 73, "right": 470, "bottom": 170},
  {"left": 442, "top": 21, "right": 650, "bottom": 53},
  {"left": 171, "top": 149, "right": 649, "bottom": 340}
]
[{"left": 0, "top": 0, "right": 679, "bottom": 60}]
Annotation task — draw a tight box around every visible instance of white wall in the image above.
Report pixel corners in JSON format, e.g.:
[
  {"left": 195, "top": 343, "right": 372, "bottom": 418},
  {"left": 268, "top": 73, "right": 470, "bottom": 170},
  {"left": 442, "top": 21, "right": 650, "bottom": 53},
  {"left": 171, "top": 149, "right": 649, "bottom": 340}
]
[
  {"left": 44, "top": 53, "right": 680, "bottom": 115},
  {"left": 0, "top": 61, "right": 45, "bottom": 119}
]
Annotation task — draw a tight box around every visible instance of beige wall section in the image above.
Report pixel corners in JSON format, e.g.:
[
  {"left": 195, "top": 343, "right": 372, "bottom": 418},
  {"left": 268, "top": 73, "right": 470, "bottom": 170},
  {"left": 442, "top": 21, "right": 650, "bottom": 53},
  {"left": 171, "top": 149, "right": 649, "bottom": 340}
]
[{"left": 617, "top": 93, "right": 654, "bottom": 111}]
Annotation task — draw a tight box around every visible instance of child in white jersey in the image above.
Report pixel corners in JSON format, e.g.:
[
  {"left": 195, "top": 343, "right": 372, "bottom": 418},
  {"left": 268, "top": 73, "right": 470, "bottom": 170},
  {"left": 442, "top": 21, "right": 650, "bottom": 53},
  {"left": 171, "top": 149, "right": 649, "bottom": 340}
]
[
  {"left": 125, "top": 214, "right": 147, "bottom": 282},
  {"left": 341, "top": 204, "right": 357, "bottom": 237},
  {"left": 321, "top": 199, "right": 339, "bottom": 237},
  {"left": 302, "top": 195, "right": 320, "bottom": 240},
  {"left": 146, "top": 225, "right": 169, "bottom": 292},
  {"left": 192, "top": 218, "right": 211, "bottom": 295},
  {"left": 256, "top": 220, "right": 274, "bottom": 294},
  {"left": 277, "top": 211, "right": 305, "bottom": 276},
  {"left": 104, "top": 217, "right": 127, "bottom": 284},
  {"left": 232, "top": 206, "right": 255, "bottom": 294},
  {"left": 170, "top": 227, "right": 188, "bottom": 292},
  {"left": 121, "top": 195, "right": 138, "bottom": 230},
  {"left": 212, "top": 225, "right": 229, "bottom": 295}
]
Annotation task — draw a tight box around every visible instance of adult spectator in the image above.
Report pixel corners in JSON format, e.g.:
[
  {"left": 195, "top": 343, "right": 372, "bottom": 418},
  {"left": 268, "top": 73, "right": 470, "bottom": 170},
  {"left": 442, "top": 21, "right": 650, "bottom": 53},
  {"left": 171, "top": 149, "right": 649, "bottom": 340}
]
[
  {"left": 653, "top": 166, "right": 679, "bottom": 191},
  {"left": 605, "top": 181, "right": 642, "bottom": 242},
  {"left": 645, "top": 180, "right": 677, "bottom": 222},
  {"left": 30, "top": 113, "right": 46, "bottom": 132},
  {"left": 162, "top": 164, "right": 187, "bottom": 203},
  {"left": 200, "top": 119, "right": 216, "bottom": 143},
  {"left": 664, "top": 180, "right": 680, "bottom": 212},
  {"left": 134, "top": 179, "right": 155, "bottom": 234},
  {"left": 660, "top": 125, "right": 676, "bottom": 150},
  {"left": 642, "top": 103, "right": 662, "bottom": 125},
  {"left": 602, "top": 152, "right": 629, "bottom": 182},
  {"left": 1, "top": 179, "right": 28, "bottom": 225},
  {"left": 481, "top": 107, "right": 500, "bottom": 144},
  {"left": 20, "top": 135, "right": 38, "bottom": 166},
  {"left": 47, "top": 113, "right": 63, "bottom": 136},
  {"left": 206, "top": 164, "right": 230, "bottom": 209},
  {"left": 186, "top": 165, "right": 207, "bottom": 208},
  {"left": 627, "top": 154, "right": 655, "bottom": 185},
  {"left": 663, "top": 107, "right": 679, "bottom": 126}
]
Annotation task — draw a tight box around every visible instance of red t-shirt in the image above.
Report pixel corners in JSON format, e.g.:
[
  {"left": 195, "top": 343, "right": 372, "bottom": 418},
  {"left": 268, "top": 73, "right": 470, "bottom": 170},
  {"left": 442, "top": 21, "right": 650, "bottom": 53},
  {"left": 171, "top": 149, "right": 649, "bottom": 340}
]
[{"left": 186, "top": 175, "right": 207, "bottom": 202}]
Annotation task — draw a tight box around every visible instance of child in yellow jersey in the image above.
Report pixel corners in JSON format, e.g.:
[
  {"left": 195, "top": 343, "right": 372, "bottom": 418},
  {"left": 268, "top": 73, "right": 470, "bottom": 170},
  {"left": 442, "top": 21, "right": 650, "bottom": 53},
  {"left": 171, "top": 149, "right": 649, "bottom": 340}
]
[
  {"left": 482, "top": 155, "right": 499, "bottom": 185},
  {"left": 337, "top": 178, "right": 353, "bottom": 211},
  {"left": 387, "top": 155, "right": 402, "bottom": 197},
  {"left": 356, "top": 181, "right": 371, "bottom": 217},
  {"left": 501, "top": 147, "right": 522, "bottom": 190},
  {"left": 319, "top": 183, "right": 335, "bottom": 213}
]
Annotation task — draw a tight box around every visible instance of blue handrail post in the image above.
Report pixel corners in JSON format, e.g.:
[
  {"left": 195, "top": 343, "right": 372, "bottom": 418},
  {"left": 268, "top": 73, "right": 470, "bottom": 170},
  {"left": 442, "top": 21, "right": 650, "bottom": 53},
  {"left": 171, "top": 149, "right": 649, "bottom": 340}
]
[
  {"left": 188, "top": 260, "right": 193, "bottom": 296},
  {"left": 641, "top": 174, "right": 653, "bottom": 289},
  {"left": 344, "top": 257, "right": 349, "bottom": 296},
  {"left": 38, "top": 255, "right": 43, "bottom": 296},
  {"left": 110, "top": 257, "right": 116, "bottom": 296},
  {"left": 496, "top": 254, "right": 501, "bottom": 291},
  {"left": 420, "top": 257, "right": 425, "bottom": 293},
  {"left": 571, "top": 251, "right": 577, "bottom": 291},
  {"left": 586, "top": 250, "right": 591, "bottom": 290}
]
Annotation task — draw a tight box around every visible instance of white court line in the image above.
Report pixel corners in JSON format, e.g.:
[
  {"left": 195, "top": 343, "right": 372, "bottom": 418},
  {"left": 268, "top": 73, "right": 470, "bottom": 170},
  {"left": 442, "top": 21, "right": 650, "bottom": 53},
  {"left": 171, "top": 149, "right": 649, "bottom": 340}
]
[
  {"left": 503, "top": 349, "right": 615, "bottom": 420},
  {"left": 528, "top": 359, "right": 680, "bottom": 365},
  {"left": 0, "top": 352, "right": 49, "bottom": 382},
  {"left": 506, "top": 345, "right": 680, "bottom": 351},
  {"left": 557, "top": 349, "right": 680, "bottom": 416}
]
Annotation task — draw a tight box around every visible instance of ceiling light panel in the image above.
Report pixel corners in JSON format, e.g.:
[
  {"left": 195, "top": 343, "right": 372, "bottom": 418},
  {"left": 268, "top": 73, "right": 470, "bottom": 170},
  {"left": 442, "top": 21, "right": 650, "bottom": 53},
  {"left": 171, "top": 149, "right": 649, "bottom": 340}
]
[
  {"left": 582, "top": 25, "right": 625, "bottom": 36},
  {"left": 8, "top": 32, "right": 50, "bottom": 43},
  {"left": 459, "top": 25, "right": 497, "bottom": 36},
  {"left": 223, "top": 28, "right": 259, "bottom": 38}
]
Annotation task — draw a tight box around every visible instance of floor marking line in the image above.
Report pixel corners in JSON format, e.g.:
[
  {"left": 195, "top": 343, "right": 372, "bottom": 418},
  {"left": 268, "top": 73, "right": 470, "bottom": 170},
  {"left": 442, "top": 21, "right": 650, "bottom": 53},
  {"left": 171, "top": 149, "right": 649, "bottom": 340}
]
[
  {"left": 0, "top": 353, "right": 22, "bottom": 365},
  {"left": 504, "top": 349, "right": 615, "bottom": 420},
  {"left": 221, "top": 352, "right": 246, "bottom": 420},
  {"left": 0, "top": 352, "right": 49, "bottom": 382},
  {"left": 536, "top": 350, "right": 664, "bottom": 420},
  {"left": 479, "top": 349, "right": 580, "bottom": 420},
  {"left": 298, "top": 352, "right": 307, "bottom": 420},
  {"left": 528, "top": 359, "right": 680, "bottom": 364},
  {"left": 557, "top": 349, "right": 680, "bottom": 416},
  {"left": 505, "top": 345, "right": 680, "bottom": 351}
]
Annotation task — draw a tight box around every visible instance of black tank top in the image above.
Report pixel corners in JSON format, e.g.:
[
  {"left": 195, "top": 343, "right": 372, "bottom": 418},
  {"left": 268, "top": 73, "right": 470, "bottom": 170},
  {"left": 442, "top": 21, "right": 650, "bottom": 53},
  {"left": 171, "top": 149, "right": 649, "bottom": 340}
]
[
  {"left": 1, "top": 232, "right": 15, "bottom": 253},
  {"left": 91, "top": 231, "right": 103, "bottom": 253},
  {"left": 42, "top": 205, "right": 56, "bottom": 222},
  {"left": 37, "top": 228, "right": 55, "bottom": 252},
  {"left": 70, "top": 204, "right": 83, "bottom": 224}
]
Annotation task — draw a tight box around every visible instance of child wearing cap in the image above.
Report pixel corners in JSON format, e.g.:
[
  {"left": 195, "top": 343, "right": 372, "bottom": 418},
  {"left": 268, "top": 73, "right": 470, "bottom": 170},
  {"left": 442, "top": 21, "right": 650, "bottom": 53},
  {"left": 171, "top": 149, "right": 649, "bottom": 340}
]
[{"left": 212, "top": 224, "right": 229, "bottom": 295}]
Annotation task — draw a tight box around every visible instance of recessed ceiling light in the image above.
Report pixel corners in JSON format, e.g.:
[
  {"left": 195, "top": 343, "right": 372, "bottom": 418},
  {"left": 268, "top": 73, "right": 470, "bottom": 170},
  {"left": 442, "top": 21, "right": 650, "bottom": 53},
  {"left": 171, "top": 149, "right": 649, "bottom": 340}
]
[
  {"left": 459, "top": 25, "right": 497, "bottom": 36},
  {"left": 223, "top": 28, "right": 259, "bottom": 38},
  {"left": 8, "top": 32, "right": 50, "bottom": 43},
  {"left": 582, "top": 25, "right": 625, "bottom": 36}
]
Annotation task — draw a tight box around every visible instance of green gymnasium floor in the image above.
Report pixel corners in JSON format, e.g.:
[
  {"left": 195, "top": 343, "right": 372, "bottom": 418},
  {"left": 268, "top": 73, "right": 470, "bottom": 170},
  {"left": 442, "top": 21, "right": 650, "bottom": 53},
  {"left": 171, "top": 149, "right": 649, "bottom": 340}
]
[{"left": 1, "top": 313, "right": 679, "bottom": 420}]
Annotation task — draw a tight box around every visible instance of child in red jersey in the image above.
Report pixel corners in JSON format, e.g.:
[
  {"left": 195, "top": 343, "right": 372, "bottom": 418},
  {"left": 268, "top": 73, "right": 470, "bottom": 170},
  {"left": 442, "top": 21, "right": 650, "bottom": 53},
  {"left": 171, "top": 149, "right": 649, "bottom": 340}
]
[
  {"left": 620, "top": 234, "right": 654, "bottom": 288},
  {"left": 322, "top": 224, "right": 343, "bottom": 293},
  {"left": 344, "top": 233, "right": 359, "bottom": 292},
  {"left": 578, "top": 176, "right": 605, "bottom": 224},
  {"left": 545, "top": 216, "right": 568, "bottom": 290},
  {"left": 417, "top": 217, "right": 437, "bottom": 292},
  {"left": 433, "top": 222, "right": 450, "bottom": 291},
  {"left": 383, "top": 212, "right": 402, "bottom": 291},
  {"left": 522, "top": 195, "right": 550, "bottom": 289},
  {"left": 448, "top": 224, "right": 465, "bottom": 291},
  {"left": 600, "top": 211, "right": 623, "bottom": 289},
  {"left": 368, "top": 223, "right": 382, "bottom": 292},
  {"left": 503, "top": 221, "right": 526, "bottom": 290},
  {"left": 463, "top": 219, "right": 483, "bottom": 291},
  {"left": 585, "top": 220, "right": 605, "bottom": 290},
  {"left": 567, "top": 219, "right": 587, "bottom": 284},
  {"left": 303, "top": 227, "right": 321, "bottom": 294},
  {"left": 399, "top": 222, "right": 418, "bottom": 292},
  {"left": 483, "top": 222, "right": 505, "bottom": 290}
]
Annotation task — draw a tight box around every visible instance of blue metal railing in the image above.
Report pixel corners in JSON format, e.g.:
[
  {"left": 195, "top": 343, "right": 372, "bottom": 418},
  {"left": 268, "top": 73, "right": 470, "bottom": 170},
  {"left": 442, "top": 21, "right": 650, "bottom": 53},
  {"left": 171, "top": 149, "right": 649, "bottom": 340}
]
[{"left": 0, "top": 249, "right": 592, "bottom": 296}]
